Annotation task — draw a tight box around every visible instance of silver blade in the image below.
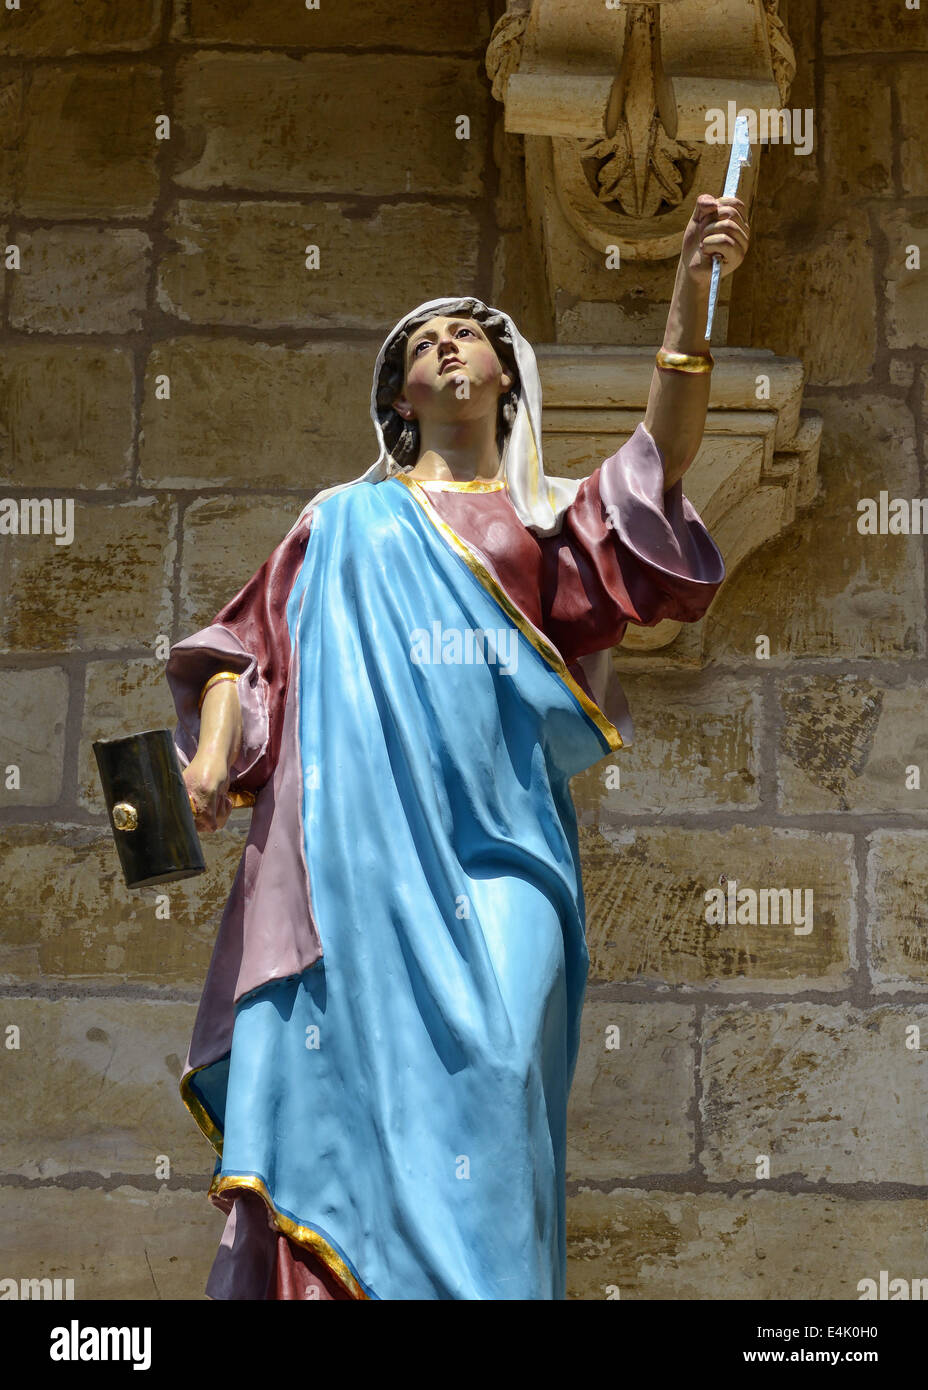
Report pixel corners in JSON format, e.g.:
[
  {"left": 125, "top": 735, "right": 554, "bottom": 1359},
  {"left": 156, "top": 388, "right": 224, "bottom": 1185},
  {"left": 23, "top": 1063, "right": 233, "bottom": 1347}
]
[{"left": 704, "top": 112, "right": 753, "bottom": 342}]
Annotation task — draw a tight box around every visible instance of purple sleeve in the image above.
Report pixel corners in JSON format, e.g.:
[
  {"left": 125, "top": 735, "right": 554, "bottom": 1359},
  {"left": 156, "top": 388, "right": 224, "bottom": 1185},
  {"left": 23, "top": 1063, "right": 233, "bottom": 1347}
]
[
  {"left": 164, "top": 516, "right": 311, "bottom": 796},
  {"left": 540, "top": 422, "right": 726, "bottom": 662}
]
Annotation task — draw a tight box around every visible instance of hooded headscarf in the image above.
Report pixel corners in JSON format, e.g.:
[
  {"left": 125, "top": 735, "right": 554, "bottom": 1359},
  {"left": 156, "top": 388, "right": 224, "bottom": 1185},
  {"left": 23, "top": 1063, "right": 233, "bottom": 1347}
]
[{"left": 288, "top": 296, "right": 585, "bottom": 538}]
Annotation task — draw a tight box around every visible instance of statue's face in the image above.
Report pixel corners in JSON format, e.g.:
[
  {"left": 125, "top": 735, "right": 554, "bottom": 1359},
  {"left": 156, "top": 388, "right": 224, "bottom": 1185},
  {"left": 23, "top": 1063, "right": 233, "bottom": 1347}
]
[{"left": 394, "top": 315, "right": 513, "bottom": 426}]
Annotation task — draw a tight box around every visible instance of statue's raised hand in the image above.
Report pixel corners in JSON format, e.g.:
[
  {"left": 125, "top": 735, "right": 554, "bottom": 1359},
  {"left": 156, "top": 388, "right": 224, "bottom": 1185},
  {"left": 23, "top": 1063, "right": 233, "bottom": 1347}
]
[{"left": 682, "top": 193, "right": 750, "bottom": 282}]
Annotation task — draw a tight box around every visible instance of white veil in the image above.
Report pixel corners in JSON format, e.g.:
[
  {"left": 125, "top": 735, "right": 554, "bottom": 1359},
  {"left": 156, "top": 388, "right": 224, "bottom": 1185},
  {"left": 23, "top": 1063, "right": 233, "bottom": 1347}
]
[{"left": 287, "top": 295, "right": 584, "bottom": 538}]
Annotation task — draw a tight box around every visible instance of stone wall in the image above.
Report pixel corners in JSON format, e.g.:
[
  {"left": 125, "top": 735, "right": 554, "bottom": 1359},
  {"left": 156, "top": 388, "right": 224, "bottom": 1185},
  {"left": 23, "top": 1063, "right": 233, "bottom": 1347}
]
[{"left": 0, "top": 0, "right": 926, "bottom": 1301}]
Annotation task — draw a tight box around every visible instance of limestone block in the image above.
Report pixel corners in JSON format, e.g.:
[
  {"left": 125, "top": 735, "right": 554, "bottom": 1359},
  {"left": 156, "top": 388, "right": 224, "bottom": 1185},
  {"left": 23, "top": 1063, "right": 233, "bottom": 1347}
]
[
  {"left": 0, "top": 823, "right": 246, "bottom": 987},
  {"left": 0, "top": 345, "right": 134, "bottom": 489},
  {"left": 778, "top": 675, "right": 928, "bottom": 815},
  {"left": 157, "top": 200, "right": 480, "bottom": 329},
  {"left": 881, "top": 208, "right": 928, "bottom": 351},
  {"left": 570, "top": 669, "right": 761, "bottom": 814},
  {"left": 822, "top": 1, "right": 928, "bottom": 55},
  {"left": 867, "top": 831, "right": 928, "bottom": 992},
  {"left": 580, "top": 824, "right": 854, "bottom": 991},
  {"left": 0, "top": 70, "right": 23, "bottom": 215},
  {"left": 897, "top": 61, "right": 928, "bottom": 198},
  {"left": 700, "top": 1003, "right": 928, "bottom": 1185},
  {"left": 138, "top": 338, "right": 376, "bottom": 491},
  {"left": 0, "top": 667, "right": 68, "bottom": 807},
  {"left": 20, "top": 66, "right": 161, "bottom": 218},
  {"left": 171, "top": 0, "right": 492, "bottom": 52},
  {"left": 0, "top": 1, "right": 161, "bottom": 56},
  {"left": 0, "top": 1186, "right": 221, "bottom": 1301},
  {"left": 0, "top": 497, "right": 175, "bottom": 654},
  {"left": 703, "top": 393, "right": 923, "bottom": 664},
  {"left": 822, "top": 62, "right": 893, "bottom": 201},
  {"left": 178, "top": 494, "right": 302, "bottom": 632},
  {"left": 173, "top": 52, "right": 487, "bottom": 198},
  {"left": 731, "top": 209, "right": 876, "bottom": 387},
  {"left": 566, "top": 1188, "right": 928, "bottom": 1299},
  {"left": 9, "top": 227, "right": 150, "bottom": 335},
  {"left": 0, "top": 997, "right": 212, "bottom": 1179},
  {"left": 0, "top": 497, "right": 175, "bottom": 653},
  {"left": 566, "top": 1002, "right": 696, "bottom": 1180}
]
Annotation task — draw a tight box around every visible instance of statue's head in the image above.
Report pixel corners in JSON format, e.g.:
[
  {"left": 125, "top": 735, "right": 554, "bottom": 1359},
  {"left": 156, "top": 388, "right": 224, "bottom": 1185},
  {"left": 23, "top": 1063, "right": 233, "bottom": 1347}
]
[{"left": 374, "top": 297, "right": 521, "bottom": 470}]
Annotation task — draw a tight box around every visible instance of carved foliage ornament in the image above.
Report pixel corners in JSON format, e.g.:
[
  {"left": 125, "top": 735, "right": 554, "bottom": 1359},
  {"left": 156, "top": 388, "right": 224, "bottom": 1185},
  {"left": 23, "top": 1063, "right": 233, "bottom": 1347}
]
[{"left": 486, "top": 0, "right": 795, "bottom": 255}]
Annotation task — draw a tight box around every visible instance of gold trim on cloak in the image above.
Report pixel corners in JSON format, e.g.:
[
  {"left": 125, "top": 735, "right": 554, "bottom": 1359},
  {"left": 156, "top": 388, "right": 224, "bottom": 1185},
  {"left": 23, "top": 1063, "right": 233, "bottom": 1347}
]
[
  {"left": 180, "top": 1065, "right": 224, "bottom": 1157},
  {"left": 180, "top": 1068, "right": 370, "bottom": 1300},
  {"left": 209, "top": 1173, "right": 371, "bottom": 1301},
  {"left": 409, "top": 475, "right": 504, "bottom": 492},
  {"left": 391, "top": 474, "right": 623, "bottom": 752}
]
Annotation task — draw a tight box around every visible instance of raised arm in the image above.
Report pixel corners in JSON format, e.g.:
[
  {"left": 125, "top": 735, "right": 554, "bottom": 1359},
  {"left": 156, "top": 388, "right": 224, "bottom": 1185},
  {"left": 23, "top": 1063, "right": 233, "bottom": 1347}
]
[{"left": 644, "top": 193, "right": 750, "bottom": 488}]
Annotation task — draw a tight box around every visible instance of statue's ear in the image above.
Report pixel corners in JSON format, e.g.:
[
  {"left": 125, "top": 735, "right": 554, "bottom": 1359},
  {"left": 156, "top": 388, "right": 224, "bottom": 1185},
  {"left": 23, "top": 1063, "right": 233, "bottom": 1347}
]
[{"left": 393, "top": 393, "right": 415, "bottom": 421}]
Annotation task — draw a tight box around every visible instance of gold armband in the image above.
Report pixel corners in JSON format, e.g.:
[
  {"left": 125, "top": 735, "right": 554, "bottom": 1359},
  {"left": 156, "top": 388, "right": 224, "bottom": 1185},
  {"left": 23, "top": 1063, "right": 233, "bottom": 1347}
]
[
  {"left": 656, "top": 348, "right": 714, "bottom": 374},
  {"left": 197, "top": 670, "right": 240, "bottom": 714}
]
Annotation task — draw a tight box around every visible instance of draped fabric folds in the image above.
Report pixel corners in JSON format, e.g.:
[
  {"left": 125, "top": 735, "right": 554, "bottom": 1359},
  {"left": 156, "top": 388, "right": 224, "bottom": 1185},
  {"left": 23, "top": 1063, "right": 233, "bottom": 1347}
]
[{"left": 166, "top": 422, "right": 725, "bottom": 1300}]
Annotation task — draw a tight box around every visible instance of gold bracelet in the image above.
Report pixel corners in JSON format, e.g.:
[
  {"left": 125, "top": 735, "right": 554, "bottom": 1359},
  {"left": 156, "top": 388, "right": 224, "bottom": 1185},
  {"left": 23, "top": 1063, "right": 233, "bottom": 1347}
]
[
  {"left": 656, "top": 347, "right": 714, "bottom": 374},
  {"left": 197, "top": 670, "right": 240, "bottom": 714}
]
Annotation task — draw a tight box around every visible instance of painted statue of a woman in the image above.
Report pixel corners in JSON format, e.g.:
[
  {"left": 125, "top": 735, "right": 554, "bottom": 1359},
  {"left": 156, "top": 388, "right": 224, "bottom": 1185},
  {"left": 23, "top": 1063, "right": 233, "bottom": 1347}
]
[{"left": 165, "top": 192, "right": 749, "bottom": 1300}]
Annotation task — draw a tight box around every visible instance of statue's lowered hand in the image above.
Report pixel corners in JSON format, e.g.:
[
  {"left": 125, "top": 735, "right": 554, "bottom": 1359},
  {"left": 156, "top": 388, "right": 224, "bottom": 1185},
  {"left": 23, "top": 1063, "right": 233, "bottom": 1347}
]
[{"left": 183, "top": 754, "right": 233, "bottom": 833}]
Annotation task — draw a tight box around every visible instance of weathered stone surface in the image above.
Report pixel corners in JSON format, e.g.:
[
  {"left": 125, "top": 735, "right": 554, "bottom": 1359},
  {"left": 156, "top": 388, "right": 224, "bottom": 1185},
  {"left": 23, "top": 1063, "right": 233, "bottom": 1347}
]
[
  {"left": 880, "top": 208, "right": 928, "bottom": 351},
  {"left": 490, "top": 226, "right": 554, "bottom": 346},
  {"left": 566, "top": 1188, "right": 928, "bottom": 1299},
  {"left": 492, "top": 117, "right": 528, "bottom": 234},
  {"left": 0, "top": 823, "right": 246, "bottom": 986},
  {"left": 0, "top": 1185, "right": 220, "bottom": 1301},
  {"left": 172, "top": 0, "right": 491, "bottom": 52},
  {"left": 779, "top": 675, "right": 928, "bottom": 814},
  {"left": 821, "top": 0, "right": 928, "bottom": 54},
  {"left": 822, "top": 62, "right": 893, "bottom": 200},
  {"left": 0, "top": 498, "right": 175, "bottom": 654},
  {"left": 0, "top": 0, "right": 161, "bottom": 56},
  {"left": 703, "top": 393, "right": 923, "bottom": 663},
  {"left": 20, "top": 66, "right": 161, "bottom": 218},
  {"left": 173, "top": 53, "right": 487, "bottom": 197},
  {"left": 730, "top": 208, "right": 876, "bottom": 386},
  {"left": 157, "top": 200, "right": 481, "bottom": 329},
  {"left": 867, "top": 831, "right": 928, "bottom": 992},
  {"left": 566, "top": 1003, "right": 695, "bottom": 1180},
  {"left": 580, "top": 824, "right": 854, "bottom": 991},
  {"left": 0, "top": 70, "right": 24, "bottom": 215},
  {"left": 700, "top": 1003, "right": 928, "bottom": 1184},
  {"left": 0, "top": 997, "right": 211, "bottom": 1178},
  {"left": 897, "top": 61, "right": 928, "bottom": 198},
  {"left": 889, "top": 357, "right": 916, "bottom": 389},
  {"left": 571, "top": 670, "right": 761, "bottom": 816},
  {"left": 138, "top": 338, "right": 376, "bottom": 492},
  {"left": 178, "top": 494, "right": 301, "bottom": 632},
  {"left": 9, "top": 227, "right": 150, "bottom": 334},
  {"left": 0, "top": 667, "right": 68, "bottom": 807},
  {"left": 0, "top": 345, "right": 134, "bottom": 489},
  {"left": 78, "top": 659, "right": 180, "bottom": 814}
]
